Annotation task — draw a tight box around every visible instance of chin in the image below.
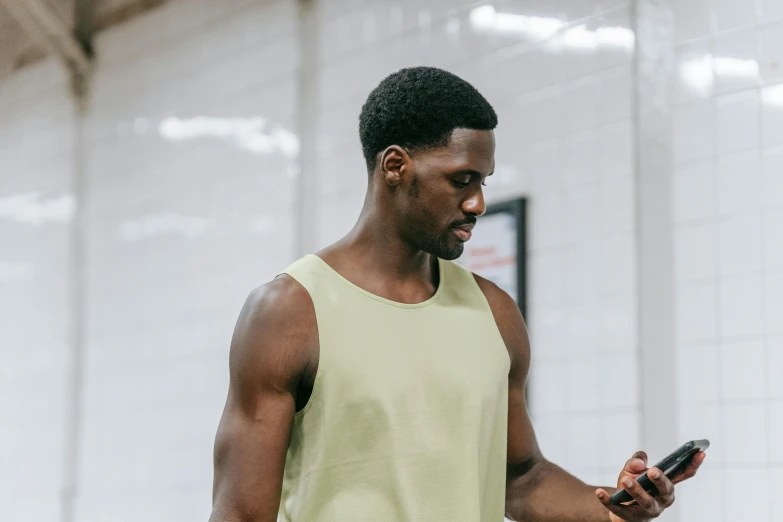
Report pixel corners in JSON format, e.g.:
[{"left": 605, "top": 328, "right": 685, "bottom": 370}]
[
  {"left": 432, "top": 243, "right": 464, "bottom": 261},
  {"left": 416, "top": 233, "right": 464, "bottom": 260}
]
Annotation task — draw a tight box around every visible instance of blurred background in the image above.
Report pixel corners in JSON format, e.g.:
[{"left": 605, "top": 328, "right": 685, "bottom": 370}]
[{"left": 1, "top": 0, "right": 781, "bottom": 521}]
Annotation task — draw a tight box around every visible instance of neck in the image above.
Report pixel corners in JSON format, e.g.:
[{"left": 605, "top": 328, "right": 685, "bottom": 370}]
[{"left": 339, "top": 195, "right": 436, "bottom": 287}]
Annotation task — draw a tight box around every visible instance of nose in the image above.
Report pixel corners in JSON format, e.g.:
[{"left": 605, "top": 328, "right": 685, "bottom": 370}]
[{"left": 462, "top": 186, "right": 486, "bottom": 217}]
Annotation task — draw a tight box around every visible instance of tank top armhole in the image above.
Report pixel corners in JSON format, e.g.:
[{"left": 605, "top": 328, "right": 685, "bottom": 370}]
[
  {"left": 442, "top": 260, "right": 494, "bottom": 312},
  {"left": 277, "top": 269, "right": 324, "bottom": 420},
  {"left": 294, "top": 333, "right": 323, "bottom": 420},
  {"left": 444, "top": 261, "right": 513, "bottom": 369}
]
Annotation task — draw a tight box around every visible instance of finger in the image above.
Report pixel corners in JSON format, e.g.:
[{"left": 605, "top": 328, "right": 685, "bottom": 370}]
[
  {"left": 632, "top": 450, "right": 649, "bottom": 465},
  {"left": 672, "top": 451, "right": 707, "bottom": 485},
  {"left": 596, "top": 489, "right": 626, "bottom": 509},
  {"left": 624, "top": 451, "right": 648, "bottom": 474},
  {"left": 648, "top": 467, "right": 675, "bottom": 507},
  {"left": 596, "top": 489, "right": 644, "bottom": 519},
  {"left": 621, "top": 476, "right": 659, "bottom": 513}
]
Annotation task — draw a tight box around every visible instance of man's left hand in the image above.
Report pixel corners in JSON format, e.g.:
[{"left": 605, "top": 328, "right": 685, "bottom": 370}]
[{"left": 594, "top": 450, "right": 707, "bottom": 521}]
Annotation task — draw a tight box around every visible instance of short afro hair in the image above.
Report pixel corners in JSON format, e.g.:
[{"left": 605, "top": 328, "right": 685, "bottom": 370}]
[{"left": 359, "top": 66, "right": 498, "bottom": 172}]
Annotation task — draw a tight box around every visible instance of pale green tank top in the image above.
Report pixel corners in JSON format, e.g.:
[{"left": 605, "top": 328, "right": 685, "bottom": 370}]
[{"left": 277, "top": 254, "right": 510, "bottom": 521}]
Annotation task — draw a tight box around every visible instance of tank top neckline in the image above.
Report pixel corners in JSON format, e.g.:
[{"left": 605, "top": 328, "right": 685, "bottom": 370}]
[{"left": 305, "top": 254, "right": 446, "bottom": 309}]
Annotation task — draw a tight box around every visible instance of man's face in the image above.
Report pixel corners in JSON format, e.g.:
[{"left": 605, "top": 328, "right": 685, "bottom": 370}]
[{"left": 398, "top": 128, "right": 495, "bottom": 260}]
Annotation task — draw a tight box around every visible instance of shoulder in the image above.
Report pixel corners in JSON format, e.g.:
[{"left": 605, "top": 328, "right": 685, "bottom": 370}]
[
  {"left": 470, "top": 272, "right": 520, "bottom": 319},
  {"left": 229, "top": 275, "right": 317, "bottom": 392},
  {"left": 471, "top": 272, "right": 530, "bottom": 378},
  {"left": 237, "top": 275, "right": 317, "bottom": 342},
  {"left": 241, "top": 275, "right": 315, "bottom": 325}
]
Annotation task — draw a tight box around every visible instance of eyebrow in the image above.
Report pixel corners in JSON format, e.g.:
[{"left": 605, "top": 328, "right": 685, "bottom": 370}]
[{"left": 453, "top": 169, "right": 494, "bottom": 177}]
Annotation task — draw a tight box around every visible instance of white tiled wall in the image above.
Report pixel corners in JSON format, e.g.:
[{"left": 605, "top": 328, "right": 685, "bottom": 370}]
[
  {"left": 76, "top": 1, "right": 299, "bottom": 520},
  {"left": 2, "top": 0, "right": 780, "bottom": 521},
  {"left": 670, "top": 2, "right": 783, "bottom": 521},
  {"left": 0, "top": 58, "right": 75, "bottom": 521}
]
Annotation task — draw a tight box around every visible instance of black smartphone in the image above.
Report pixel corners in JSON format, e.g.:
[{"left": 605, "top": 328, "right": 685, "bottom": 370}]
[{"left": 609, "top": 439, "right": 710, "bottom": 505}]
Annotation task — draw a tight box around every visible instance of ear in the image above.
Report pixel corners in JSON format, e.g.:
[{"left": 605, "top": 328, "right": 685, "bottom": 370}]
[{"left": 380, "top": 145, "right": 409, "bottom": 187}]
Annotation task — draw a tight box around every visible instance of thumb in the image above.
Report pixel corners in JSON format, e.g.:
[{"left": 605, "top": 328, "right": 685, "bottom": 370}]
[{"left": 624, "top": 451, "right": 648, "bottom": 474}]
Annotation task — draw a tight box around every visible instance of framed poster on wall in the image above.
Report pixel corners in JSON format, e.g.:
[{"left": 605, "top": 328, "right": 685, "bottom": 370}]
[{"left": 458, "top": 197, "right": 527, "bottom": 319}]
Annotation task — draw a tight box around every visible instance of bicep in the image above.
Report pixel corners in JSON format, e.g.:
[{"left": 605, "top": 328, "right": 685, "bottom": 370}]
[
  {"left": 210, "top": 279, "right": 315, "bottom": 522},
  {"left": 507, "top": 356, "right": 540, "bottom": 472},
  {"left": 473, "top": 274, "right": 541, "bottom": 470},
  {"left": 211, "top": 385, "right": 295, "bottom": 521},
  {"left": 504, "top": 306, "right": 542, "bottom": 471}
]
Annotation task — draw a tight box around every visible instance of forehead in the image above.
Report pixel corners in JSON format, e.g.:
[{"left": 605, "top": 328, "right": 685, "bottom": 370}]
[{"left": 423, "top": 128, "right": 495, "bottom": 173}]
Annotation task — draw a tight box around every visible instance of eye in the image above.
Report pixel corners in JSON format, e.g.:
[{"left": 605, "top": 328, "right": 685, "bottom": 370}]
[
  {"left": 481, "top": 181, "right": 488, "bottom": 187},
  {"left": 452, "top": 180, "right": 469, "bottom": 188}
]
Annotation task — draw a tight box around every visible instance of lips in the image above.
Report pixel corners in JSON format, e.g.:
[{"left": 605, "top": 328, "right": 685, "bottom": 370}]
[{"left": 452, "top": 223, "right": 475, "bottom": 241}]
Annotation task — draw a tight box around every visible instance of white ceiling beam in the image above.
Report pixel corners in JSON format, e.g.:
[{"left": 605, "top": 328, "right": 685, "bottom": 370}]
[{"left": 0, "top": 0, "right": 91, "bottom": 82}]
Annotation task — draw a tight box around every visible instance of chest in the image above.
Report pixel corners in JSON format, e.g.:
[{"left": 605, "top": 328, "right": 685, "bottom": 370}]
[{"left": 316, "top": 303, "right": 510, "bottom": 416}]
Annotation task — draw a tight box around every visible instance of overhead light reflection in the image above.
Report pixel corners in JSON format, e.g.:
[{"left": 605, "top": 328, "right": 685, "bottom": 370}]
[
  {"left": 762, "top": 84, "right": 783, "bottom": 107},
  {"left": 679, "top": 55, "right": 761, "bottom": 96},
  {"left": 470, "top": 5, "right": 563, "bottom": 40},
  {"left": 715, "top": 56, "right": 760, "bottom": 77},
  {"left": 558, "top": 24, "right": 597, "bottom": 50},
  {"left": 595, "top": 26, "right": 636, "bottom": 51},
  {"left": 156, "top": 116, "right": 300, "bottom": 158},
  {"left": 469, "top": 4, "right": 634, "bottom": 52},
  {"left": 679, "top": 55, "right": 714, "bottom": 95},
  {"left": 0, "top": 192, "right": 75, "bottom": 225}
]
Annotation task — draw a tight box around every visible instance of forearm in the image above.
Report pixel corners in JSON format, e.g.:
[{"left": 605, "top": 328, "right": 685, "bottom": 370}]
[{"left": 506, "top": 460, "right": 616, "bottom": 522}]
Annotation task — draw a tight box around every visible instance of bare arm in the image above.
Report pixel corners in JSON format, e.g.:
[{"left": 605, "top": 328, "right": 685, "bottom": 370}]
[
  {"left": 209, "top": 276, "right": 317, "bottom": 522},
  {"left": 474, "top": 275, "right": 614, "bottom": 522},
  {"left": 477, "top": 274, "right": 708, "bottom": 522}
]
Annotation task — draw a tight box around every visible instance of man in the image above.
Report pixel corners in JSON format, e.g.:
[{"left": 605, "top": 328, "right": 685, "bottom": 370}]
[{"left": 209, "top": 67, "right": 705, "bottom": 521}]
